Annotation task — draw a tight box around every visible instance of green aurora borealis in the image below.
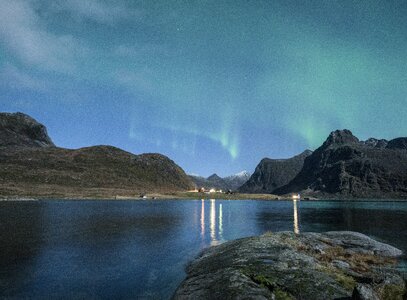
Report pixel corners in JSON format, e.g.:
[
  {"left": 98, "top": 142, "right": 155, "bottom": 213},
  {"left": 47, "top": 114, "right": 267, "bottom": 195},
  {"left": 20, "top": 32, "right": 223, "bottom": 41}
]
[{"left": 0, "top": 0, "right": 406, "bottom": 175}]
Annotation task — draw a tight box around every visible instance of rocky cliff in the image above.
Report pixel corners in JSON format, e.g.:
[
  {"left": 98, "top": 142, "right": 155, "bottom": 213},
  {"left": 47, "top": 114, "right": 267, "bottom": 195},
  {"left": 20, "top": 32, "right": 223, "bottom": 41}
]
[
  {"left": 0, "top": 112, "right": 55, "bottom": 148},
  {"left": 0, "top": 112, "right": 194, "bottom": 198},
  {"left": 275, "top": 130, "right": 407, "bottom": 198},
  {"left": 238, "top": 150, "right": 312, "bottom": 194}
]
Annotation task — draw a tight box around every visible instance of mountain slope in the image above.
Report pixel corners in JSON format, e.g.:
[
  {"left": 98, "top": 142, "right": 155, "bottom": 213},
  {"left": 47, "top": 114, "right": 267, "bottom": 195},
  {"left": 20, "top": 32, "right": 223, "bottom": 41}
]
[
  {"left": 274, "top": 130, "right": 407, "bottom": 198},
  {"left": 238, "top": 150, "right": 312, "bottom": 194},
  {"left": 0, "top": 112, "right": 194, "bottom": 197},
  {"left": 224, "top": 171, "right": 251, "bottom": 190},
  {"left": 0, "top": 112, "right": 55, "bottom": 148}
]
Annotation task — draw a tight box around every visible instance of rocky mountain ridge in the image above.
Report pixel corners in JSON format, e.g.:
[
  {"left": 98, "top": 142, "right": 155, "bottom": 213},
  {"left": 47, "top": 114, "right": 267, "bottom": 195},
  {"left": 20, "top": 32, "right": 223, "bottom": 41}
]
[
  {"left": 2, "top": 113, "right": 406, "bottom": 199},
  {"left": 0, "top": 112, "right": 55, "bottom": 148},
  {"left": 238, "top": 150, "right": 313, "bottom": 194},
  {"left": 189, "top": 171, "right": 251, "bottom": 191},
  {"left": 0, "top": 112, "right": 194, "bottom": 198},
  {"left": 274, "top": 129, "right": 407, "bottom": 198}
]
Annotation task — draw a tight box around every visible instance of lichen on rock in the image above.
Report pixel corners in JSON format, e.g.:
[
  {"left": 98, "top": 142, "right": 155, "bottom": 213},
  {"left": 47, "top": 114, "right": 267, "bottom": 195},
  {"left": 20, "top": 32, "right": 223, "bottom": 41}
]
[{"left": 173, "top": 231, "right": 406, "bottom": 300}]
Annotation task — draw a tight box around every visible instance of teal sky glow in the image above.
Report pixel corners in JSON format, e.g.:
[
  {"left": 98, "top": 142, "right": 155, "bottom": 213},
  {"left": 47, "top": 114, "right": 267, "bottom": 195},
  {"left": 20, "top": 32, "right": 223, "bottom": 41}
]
[{"left": 1, "top": 0, "right": 406, "bottom": 176}]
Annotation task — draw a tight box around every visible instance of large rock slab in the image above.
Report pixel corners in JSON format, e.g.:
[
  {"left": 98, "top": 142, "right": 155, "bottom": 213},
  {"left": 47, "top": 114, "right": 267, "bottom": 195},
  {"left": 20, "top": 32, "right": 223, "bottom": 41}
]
[{"left": 173, "top": 231, "right": 406, "bottom": 300}]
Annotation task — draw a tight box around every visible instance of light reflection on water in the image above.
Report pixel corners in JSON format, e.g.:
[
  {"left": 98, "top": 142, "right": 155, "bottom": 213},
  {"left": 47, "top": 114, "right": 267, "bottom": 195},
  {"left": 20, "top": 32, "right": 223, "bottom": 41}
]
[
  {"left": 0, "top": 199, "right": 406, "bottom": 299},
  {"left": 210, "top": 199, "right": 216, "bottom": 244},
  {"left": 293, "top": 199, "right": 300, "bottom": 234},
  {"left": 202, "top": 199, "right": 300, "bottom": 242},
  {"left": 201, "top": 199, "right": 225, "bottom": 246},
  {"left": 219, "top": 203, "right": 223, "bottom": 241},
  {"left": 200, "top": 199, "right": 205, "bottom": 238}
]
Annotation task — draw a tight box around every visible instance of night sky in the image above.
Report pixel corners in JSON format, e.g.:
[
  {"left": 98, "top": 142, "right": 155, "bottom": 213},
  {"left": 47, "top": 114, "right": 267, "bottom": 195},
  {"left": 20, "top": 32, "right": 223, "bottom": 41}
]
[{"left": 0, "top": 0, "right": 406, "bottom": 176}]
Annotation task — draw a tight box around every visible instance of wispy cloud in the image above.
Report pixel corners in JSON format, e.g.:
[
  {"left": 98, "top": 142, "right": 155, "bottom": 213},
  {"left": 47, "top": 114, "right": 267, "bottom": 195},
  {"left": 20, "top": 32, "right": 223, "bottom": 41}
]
[
  {"left": 113, "top": 69, "right": 155, "bottom": 94},
  {"left": 51, "top": 0, "right": 140, "bottom": 24},
  {"left": 114, "top": 43, "right": 170, "bottom": 58},
  {"left": 0, "top": 0, "right": 87, "bottom": 72},
  {"left": 0, "top": 63, "right": 47, "bottom": 92}
]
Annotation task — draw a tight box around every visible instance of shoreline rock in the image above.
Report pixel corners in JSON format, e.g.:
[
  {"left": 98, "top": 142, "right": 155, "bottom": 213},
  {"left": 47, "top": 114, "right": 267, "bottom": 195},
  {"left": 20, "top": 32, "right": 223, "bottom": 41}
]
[{"left": 173, "top": 231, "right": 406, "bottom": 300}]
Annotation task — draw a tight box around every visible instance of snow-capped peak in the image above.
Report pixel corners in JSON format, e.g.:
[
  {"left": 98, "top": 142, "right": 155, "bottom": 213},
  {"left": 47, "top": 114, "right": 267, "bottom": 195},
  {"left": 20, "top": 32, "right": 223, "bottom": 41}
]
[{"left": 231, "top": 171, "right": 251, "bottom": 178}]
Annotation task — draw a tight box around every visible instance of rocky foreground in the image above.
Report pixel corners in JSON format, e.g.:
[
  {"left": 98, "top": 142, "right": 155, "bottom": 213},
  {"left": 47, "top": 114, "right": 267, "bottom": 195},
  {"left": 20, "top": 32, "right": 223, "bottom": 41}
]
[{"left": 173, "top": 231, "right": 406, "bottom": 300}]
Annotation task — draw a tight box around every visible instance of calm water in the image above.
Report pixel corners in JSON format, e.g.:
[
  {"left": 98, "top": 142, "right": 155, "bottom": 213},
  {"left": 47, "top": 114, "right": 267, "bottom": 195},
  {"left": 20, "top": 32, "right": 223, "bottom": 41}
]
[{"left": 0, "top": 199, "right": 406, "bottom": 299}]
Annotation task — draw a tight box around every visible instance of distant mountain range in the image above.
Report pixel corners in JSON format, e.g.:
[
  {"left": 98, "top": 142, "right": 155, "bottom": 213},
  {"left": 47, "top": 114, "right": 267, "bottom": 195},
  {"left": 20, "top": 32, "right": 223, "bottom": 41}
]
[
  {"left": 189, "top": 171, "right": 251, "bottom": 191},
  {"left": 243, "top": 129, "right": 407, "bottom": 198},
  {"left": 2, "top": 112, "right": 407, "bottom": 199},
  {"left": 0, "top": 112, "right": 194, "bottom": 198}
]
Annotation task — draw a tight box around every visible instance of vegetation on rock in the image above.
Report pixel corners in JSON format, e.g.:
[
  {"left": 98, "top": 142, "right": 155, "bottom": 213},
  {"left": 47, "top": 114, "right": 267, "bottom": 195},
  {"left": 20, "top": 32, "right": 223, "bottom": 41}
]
[{"left": 173, "top": 231, "right": 406, "bottom": 300}]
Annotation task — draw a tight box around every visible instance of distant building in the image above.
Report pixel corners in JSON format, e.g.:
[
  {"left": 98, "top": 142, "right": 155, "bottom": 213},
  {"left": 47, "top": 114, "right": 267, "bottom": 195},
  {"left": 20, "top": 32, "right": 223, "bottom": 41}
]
[{"left": 292, "top": 194, "right": 300, "bottom": 200}]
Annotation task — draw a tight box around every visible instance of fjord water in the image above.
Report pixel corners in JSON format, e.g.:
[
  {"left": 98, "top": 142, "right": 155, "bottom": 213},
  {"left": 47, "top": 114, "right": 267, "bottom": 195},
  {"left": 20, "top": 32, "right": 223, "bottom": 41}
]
[{"left": 0, "top": 200, "right": 406, "bottom": 299}]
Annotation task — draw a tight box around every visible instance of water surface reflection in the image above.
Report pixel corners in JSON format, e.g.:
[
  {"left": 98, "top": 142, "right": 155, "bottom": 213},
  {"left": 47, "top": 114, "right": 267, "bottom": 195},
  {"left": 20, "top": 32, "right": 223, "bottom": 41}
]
[
  {"left": 0, "top": 199, "right": 405, "bottom": 299},
  {"left": 293, "top": 199, "right": 300, "bottom": 234},
  {"left": 199, "top": 199, "right": 225, "bottom": 246}
]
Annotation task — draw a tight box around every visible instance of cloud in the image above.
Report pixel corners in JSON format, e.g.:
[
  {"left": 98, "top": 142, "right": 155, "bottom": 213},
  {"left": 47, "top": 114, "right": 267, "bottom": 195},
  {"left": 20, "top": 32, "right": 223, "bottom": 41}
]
[
  {"left": 114, "top": 43, "right": 170, "bottom": 58},
  {"left": 113, "top": 69, "right": 155, "bottom": 94},
  {"left": 51, "top": 0, "right": 139, "bottom": 24},
  {"left": 0, "top": 0, "right": 87, "bottom": 72},
  {"left": 0, "top": 63, "right": 47, "bottom": 92}
]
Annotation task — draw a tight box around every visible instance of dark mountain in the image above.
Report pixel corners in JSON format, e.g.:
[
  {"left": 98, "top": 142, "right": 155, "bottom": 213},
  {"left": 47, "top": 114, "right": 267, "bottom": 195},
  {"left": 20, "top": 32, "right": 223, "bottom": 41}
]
[
  {"left": 386, "top": 137, "right": 407, "bottom": 150},
  {"left": 0, "top": 112, "right": 194, "bottom": 198},
  {"left": 207, "top": 173, "right": 224, "bottom": 184},
  {"left": 0, "top": 112, "right": 55, "bottom": 148},
  {"left": 189, "top": 171, "right": 251, "bottom": 191},
  {"left": 238, "top": 150, "right": 313, "bottom": 194},
  {"left": 188, "top": 175, "right": 209, "bottom": 189},
  {"left": 274, "top": 129, "right": 407, "bottom": 198},
  {"left": 362, "top": 138, "right": 388, "bottom": 149}
]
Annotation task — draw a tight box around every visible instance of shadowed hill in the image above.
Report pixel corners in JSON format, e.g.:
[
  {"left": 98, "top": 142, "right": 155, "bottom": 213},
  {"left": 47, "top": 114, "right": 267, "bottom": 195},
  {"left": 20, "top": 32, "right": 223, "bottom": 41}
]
[
  {"left": 0, "top": 112, "right": 55, "bottom": 148},
  {"left": 0, "top": 112, "right": 194, "bottom": 198},
  {"left": 275, "top": 130, "right": 407, "bottom": 198},
  {"left": 238, "top": 150, "right": 312, "bottom": 194}
]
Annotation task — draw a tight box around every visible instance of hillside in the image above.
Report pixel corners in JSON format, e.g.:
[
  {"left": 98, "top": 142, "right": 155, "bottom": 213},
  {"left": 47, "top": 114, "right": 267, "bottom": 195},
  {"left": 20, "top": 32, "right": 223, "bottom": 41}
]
[
  {"left": 0, "top": 112, "right": 55, "bottom": 148},
  {"left": 275, "top": 130, "right": 407, "bottom": 198},
  {"left": 238, "top": 150, "right": 312, "bottom": 193},
  {"left": 0, "top": 112, "right": 194, "bottom": 198}
]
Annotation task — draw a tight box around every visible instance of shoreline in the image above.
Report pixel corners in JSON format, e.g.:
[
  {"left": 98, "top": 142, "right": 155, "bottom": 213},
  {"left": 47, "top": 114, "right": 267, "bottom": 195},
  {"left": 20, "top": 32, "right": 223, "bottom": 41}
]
[{"left": 1, "top": 193, "right": 407, "bottom": 202}]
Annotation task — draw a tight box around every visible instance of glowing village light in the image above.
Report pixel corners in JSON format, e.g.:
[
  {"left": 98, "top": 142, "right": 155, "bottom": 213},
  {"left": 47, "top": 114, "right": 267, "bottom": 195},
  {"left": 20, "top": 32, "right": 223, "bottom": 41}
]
[{"left": 292, "top": 193, "right": 301, "bottom": 200}]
